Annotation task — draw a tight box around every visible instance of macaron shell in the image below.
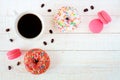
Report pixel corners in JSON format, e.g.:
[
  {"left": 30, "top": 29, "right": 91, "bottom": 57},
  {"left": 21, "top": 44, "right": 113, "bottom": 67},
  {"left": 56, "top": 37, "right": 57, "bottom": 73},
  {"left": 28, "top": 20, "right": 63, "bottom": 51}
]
[
  {"left": 7, "top": 49, "right": 20, "bottom": 56},
  {"left": 89, "top": 19, "right": 103, "bottom": 33},
  {"left": 8, "top": 52, "right": 21, "bottom": 60},
  {"left": 7, "top": 49, "right": 21, "bottom": 60},
  {"left": 98, "top": 11, "right": 111, "bottom": 24}
]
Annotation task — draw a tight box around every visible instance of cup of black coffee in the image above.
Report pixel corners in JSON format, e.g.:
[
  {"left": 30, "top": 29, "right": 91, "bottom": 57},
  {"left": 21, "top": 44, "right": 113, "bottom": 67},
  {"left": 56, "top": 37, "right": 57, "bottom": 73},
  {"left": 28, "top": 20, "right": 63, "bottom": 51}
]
[{"left": 16, "top": 12, "right": 44, "bottom": 39}]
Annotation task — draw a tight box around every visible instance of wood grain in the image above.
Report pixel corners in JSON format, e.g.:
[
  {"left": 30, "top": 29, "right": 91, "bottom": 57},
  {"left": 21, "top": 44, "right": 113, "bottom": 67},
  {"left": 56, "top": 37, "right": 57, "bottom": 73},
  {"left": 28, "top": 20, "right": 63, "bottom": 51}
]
[
  {"left": 0, "top": 51, "right": 120, "bottom": 80},
  {"left": 0, "top": 34, "right": 120, "bottom": 50},
  {"left": 0, "top": 16, "right": 120, "bottom": 34},
  {"left": 0, "top": 0, "right": 120, "bottom": 80}
]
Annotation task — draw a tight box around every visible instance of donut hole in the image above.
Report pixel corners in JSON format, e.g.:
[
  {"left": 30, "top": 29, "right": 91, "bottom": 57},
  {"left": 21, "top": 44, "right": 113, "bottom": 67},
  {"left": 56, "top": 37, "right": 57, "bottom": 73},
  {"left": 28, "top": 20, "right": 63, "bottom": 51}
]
[
  {"left": 65, "top": 17, "right": 70, "bottom": 20},
  {"left": 33, "top": 59, "right": 39, "bottom": 64}
]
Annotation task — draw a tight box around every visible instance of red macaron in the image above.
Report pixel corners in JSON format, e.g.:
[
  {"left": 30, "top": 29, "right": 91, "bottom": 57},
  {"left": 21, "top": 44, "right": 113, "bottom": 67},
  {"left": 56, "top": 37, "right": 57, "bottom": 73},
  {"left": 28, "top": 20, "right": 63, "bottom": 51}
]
[{"left": 7, "top": 49, "right": 21, "bottom": 60}]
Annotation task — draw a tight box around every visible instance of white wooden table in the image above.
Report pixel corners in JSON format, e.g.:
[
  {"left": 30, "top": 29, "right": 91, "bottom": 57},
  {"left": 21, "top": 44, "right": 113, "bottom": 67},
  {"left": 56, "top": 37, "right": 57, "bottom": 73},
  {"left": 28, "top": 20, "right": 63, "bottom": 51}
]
[{"left": 0, "top": 0, "right": 120, "bottom": 80}]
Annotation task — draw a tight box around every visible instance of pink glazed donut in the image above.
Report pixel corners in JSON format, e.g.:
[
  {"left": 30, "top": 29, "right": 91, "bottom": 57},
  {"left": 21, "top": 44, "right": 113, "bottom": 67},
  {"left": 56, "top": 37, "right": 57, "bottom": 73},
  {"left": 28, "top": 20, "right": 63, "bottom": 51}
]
[{"left": 24, "top": 49, "right": 50, "bottom": 74}]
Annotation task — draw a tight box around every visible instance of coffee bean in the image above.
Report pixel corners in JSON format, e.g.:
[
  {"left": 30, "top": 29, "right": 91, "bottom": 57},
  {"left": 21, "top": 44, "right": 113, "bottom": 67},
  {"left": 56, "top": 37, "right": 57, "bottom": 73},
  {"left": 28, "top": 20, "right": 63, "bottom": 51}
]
[
  {"left": 43, "top": 41, "right": 47, "bottom": 45},
  {"left": 49, "top": 29, "right": 53, "bottom": 34},
  {"left": 51, "top": 39, "right": 54, "bottom": 43},
  {"left": 41, "top": 4, "right": 45, "bottom": 8},
  {"left": 90, "top": 5, "right": 94, "bottom": 10},
  {"left": 17, "top": 61, "right": 21, "bottom": 66},
  {"left": 6, "top": 28, "right": 10, "bottom": 32},
  {"left": 8, "top": 66, "right": 12, "bottom": 70},
  {"left": 48, "top": 9, "right": 52, "bottom": 12},
  {"left": 9, "top": 39, "right": 13, "bottom": 42},
  {"left": 83, "top": 8, "right": 88, "bottom": 12}
]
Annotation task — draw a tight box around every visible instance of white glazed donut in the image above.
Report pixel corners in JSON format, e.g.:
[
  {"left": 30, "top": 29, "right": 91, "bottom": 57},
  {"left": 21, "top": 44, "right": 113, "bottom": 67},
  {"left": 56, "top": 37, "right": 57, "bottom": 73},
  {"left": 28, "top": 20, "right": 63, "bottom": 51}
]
[{"left": 54, "top": 6, "right": 81, "bottom": 32}]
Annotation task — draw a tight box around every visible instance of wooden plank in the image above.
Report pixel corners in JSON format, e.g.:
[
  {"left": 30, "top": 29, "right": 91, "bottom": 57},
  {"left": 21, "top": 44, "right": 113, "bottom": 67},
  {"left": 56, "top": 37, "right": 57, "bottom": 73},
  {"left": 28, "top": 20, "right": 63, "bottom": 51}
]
[
  {"left": 0, "top": 0, "right": 120, "bottom": 80},
  {"left": 1, "top": 71, "right": 120, "bottom": 80},
  {"left": 0, "top": 15, "right": 120, "bottom": 34},
  {"left": 0, "top": 0, "right": 120, "bottom": 16},
  {"left": 1, "top": 51, "right": 120, "bottom": 73},
  {"left": 0, "top": 51, "right": 120, "bottom": 80},
  {"left": 0, "top": 34, "right": 120, "bottom": 51}
]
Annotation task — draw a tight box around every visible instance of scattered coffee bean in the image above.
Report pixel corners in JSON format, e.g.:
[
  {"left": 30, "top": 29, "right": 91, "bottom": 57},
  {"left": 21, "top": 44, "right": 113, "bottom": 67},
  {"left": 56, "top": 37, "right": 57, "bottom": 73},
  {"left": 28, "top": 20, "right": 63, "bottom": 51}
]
[
  {"left": 43, "top": 41, "right": 47, "bottom": 45},
  {"left": 6, "top": 28, "right": 10, "bottom": 32},
  {"left": 41, "top": 3, "right": 45, "bottom": 8},
  {"left": 9, "top": 39, "right": 13, "bottom": 42},
  {"left": 8, "top": 66, "right": 12, "bottom": 70},
  {"left": 51, "top": 39, "right": 54, "bottom": 43},
  {"left": 48, "top": 9, "right": 52, "bottom": 12},
  {"left": 17, "top": 61, "right": 21, "bottom": 66},
  {"left": 90, "top": 5, "right": 94, "bottom": 10},
  {"left": 49, "top": 29, "right": 53, "bottom": 34},
  {"left": 83, "top": 8, "right": 88, "bottom": 12}
]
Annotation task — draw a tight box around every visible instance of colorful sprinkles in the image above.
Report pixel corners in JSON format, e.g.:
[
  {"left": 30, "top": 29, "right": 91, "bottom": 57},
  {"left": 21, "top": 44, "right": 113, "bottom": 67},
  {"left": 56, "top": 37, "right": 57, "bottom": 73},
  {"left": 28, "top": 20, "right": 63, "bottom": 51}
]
[
  {"left": 5, "top": 3, "right": 96, "bottom": 74},
  {"left": 54, "top": 6, "right": 81, "bottom": 32},
  {"left": 24, "top": 49, "right": 50, "bottom": 74}
]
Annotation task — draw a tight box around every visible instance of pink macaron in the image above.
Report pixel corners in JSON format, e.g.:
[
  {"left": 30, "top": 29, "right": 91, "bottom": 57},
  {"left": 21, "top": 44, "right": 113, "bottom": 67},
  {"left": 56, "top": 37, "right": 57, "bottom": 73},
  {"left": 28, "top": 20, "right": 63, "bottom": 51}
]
[
  {"left": 7, "top": 49, "right": 21, "bottom": 60},
  {"left": 89, "top": 10, "right": 112, "bottom": 33},
  {"left": 89, "top": 19, "right": 103, "bottom": 33},
  {"left": 98, "top": 10, "right": 111, "bottom": 24}
]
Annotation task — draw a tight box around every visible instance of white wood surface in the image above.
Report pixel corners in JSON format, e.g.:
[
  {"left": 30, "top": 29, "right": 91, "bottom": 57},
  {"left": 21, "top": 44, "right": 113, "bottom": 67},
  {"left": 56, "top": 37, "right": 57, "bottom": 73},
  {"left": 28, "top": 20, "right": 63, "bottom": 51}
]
[{"left": 0, "top": 0, "right": 120, "bottom": 80}]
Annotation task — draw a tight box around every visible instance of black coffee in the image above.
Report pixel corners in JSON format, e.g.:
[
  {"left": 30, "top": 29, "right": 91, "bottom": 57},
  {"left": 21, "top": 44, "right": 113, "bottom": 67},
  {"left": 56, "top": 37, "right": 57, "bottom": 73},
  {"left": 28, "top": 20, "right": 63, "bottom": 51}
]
[{"left": 17, "top": 14, "right": 42, "bottom": 39}]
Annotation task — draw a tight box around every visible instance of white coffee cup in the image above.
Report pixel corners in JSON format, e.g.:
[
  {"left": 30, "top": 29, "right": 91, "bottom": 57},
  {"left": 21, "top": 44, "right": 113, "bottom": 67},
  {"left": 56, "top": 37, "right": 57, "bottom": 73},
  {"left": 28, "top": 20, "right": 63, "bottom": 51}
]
[{"left": 15, "top": 12, "right": 44, "bottom": 40}]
